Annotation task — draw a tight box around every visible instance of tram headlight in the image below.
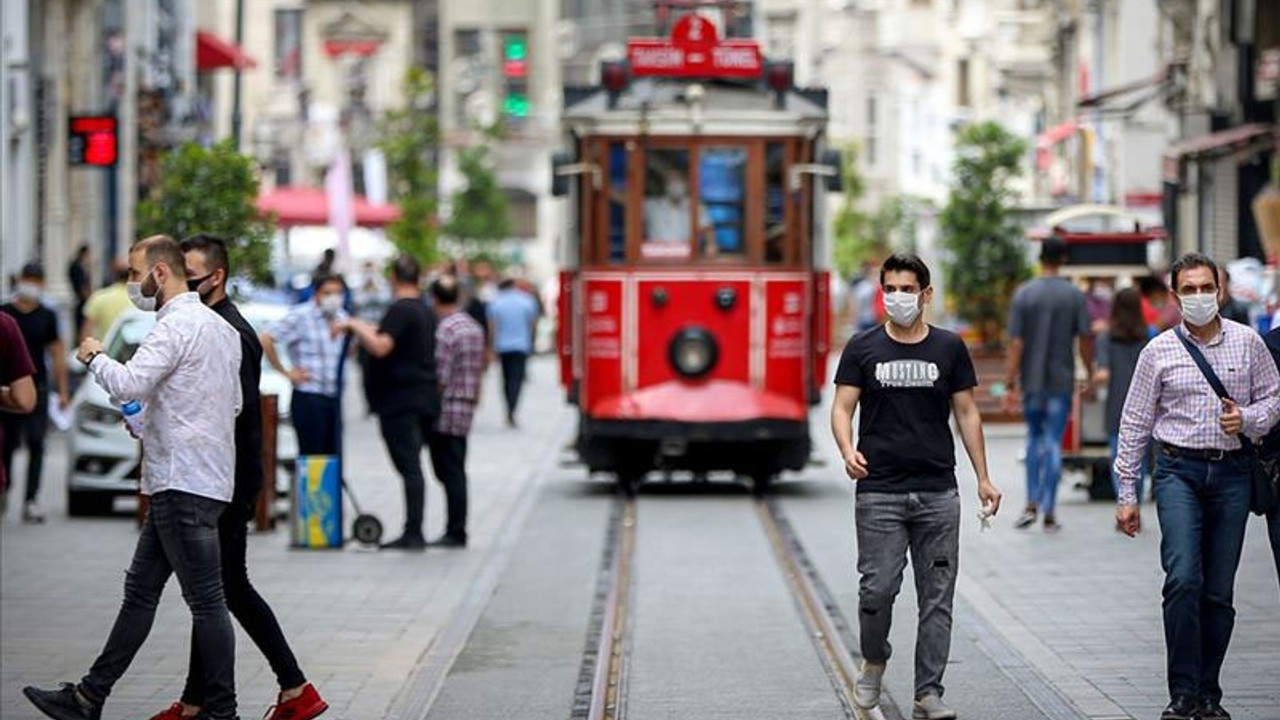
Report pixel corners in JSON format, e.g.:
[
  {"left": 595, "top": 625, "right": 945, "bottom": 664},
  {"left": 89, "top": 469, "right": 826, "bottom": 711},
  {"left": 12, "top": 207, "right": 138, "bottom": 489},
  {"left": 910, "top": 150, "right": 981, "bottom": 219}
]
[{"left": 668, "top": 327, "right": 718, "bottom": 379}]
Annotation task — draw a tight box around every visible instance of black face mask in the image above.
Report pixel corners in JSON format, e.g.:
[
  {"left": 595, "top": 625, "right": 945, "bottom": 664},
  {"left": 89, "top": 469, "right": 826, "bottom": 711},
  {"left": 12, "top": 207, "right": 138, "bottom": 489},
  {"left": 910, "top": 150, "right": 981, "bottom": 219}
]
[{"left": 187, "top": 273, "right": 215, "bottom": 295}]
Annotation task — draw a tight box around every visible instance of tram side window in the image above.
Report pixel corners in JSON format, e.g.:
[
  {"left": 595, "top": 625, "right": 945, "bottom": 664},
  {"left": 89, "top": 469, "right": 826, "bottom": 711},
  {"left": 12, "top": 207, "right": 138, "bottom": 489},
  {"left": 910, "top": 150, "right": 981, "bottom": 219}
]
[
  {"left": 608, "top": 142, "right": 628, "bottom": 263},
  {"left": 699, "top": 147, "right": 748, "bottom": 257},
  {"left": 642, "top": 148, "right": 712, "bottom": 260},
  {"left": 765, "top": 143, "right": 786, "bottom": 263}
]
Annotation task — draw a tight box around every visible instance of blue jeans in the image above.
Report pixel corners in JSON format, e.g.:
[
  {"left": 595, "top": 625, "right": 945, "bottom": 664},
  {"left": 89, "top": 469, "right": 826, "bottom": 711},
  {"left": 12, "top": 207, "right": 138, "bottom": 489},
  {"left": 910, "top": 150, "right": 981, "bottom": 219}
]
[
  {"left": 1023, "top": 391, "right": 1072, "bottom": 515},
  {"left": 1108, "top": 433, "right": 1148, "bottom": 503},
  {"left": 1152, "top": 451, "right": 1251, "bottom": 703}
]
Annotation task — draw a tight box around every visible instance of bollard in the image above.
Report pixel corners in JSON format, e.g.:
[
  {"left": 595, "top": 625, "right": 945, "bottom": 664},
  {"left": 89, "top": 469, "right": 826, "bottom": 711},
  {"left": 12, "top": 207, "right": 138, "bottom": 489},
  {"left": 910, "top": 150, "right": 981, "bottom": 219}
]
[{"left": 257, "top": 394, "right": 278, "bottom": 531}]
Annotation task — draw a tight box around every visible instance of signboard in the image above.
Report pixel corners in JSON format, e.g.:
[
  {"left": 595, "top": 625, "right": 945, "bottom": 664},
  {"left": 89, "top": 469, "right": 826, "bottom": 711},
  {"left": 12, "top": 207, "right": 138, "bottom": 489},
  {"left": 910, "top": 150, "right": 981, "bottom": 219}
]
[
  {"left": 68, "top": 115, "right": 118, "bottom": 167},
  {"left": 627, "top": 14, "right": 763, "bottom": 79}
]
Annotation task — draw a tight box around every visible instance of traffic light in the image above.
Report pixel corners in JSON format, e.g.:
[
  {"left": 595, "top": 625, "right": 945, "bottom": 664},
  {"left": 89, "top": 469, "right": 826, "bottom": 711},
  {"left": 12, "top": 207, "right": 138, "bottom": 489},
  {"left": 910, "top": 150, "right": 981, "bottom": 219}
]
[{"left": 501, "top": 30, "right": 530, "bottom": 121}]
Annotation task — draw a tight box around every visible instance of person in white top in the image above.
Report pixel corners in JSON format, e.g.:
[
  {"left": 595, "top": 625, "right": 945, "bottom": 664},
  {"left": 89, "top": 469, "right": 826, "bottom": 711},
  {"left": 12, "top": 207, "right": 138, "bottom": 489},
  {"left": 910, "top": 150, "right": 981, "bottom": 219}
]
[
  {"left": 642, "top": 170, "right": 717, "bottom": 258},
  {"left": 23, "top": 235, "right": 243, "bottom": 720}
]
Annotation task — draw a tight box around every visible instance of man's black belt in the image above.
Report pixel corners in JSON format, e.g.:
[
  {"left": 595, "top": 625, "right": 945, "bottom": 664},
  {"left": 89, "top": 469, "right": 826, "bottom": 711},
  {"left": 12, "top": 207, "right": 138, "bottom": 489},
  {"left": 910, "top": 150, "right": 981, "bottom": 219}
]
[{"left": 1158, "top": 443, "right": 1245, "bottom": 461}]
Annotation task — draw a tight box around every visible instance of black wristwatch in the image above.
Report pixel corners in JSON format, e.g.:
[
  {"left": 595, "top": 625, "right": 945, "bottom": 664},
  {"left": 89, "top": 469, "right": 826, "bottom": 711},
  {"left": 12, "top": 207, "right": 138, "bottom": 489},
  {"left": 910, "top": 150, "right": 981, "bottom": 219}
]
[{"left": 84, "top": 351, "right": 101, "bottom": 366}]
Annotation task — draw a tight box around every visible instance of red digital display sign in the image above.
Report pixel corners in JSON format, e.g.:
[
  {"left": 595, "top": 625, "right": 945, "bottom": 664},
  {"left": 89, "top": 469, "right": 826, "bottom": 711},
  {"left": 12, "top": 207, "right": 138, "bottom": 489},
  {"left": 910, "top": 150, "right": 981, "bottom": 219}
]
[
  {"left": 626, "top": 14, "right": 763, "bottom": 79},
  {"left": 68, "top": 115, "right": 118, "bottom": 167}
]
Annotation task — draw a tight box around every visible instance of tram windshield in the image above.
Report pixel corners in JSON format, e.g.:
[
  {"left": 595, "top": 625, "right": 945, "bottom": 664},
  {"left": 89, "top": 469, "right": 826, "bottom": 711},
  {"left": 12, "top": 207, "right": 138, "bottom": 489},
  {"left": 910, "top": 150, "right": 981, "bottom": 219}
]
[{"left": 587, "top": 138, "right": 813, "bottom": 267}]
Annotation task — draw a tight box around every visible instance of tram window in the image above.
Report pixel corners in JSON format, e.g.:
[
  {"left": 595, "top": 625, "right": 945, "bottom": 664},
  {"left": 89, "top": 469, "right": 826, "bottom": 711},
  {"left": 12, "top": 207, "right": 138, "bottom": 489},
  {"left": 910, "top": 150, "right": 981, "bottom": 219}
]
[
  {"left": 608, "top": 142, "right": 628, "bottom": 263},
  {"left": 765, "top": 142, "right": 787, "bottom": 263},
  {"left": 699, "top": 147, "right": 748, "bottom": 257},
  {"left": 642, "top": 148, "right": 712, "bottom": 260}
]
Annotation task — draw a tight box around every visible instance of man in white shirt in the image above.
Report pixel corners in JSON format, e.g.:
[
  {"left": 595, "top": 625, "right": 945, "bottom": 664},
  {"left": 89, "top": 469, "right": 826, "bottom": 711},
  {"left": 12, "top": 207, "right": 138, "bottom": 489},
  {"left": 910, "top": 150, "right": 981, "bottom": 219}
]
[
  {"left": 643, "top": 170, "right": 717, "bottom": 258},
  {"left": 23, "top": 235, "right": 243, "bottom": 720}
]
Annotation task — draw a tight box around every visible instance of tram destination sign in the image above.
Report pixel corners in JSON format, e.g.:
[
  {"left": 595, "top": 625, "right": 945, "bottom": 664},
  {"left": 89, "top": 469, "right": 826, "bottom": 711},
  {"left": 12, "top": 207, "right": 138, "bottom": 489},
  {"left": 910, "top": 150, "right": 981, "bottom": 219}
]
[{"left": 627, "top": 14, "right": 763, "bottom": 79}]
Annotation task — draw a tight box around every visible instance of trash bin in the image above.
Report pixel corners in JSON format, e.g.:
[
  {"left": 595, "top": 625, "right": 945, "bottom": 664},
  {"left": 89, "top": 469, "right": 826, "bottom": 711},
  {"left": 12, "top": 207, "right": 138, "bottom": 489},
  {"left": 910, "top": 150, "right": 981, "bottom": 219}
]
[{"left": 291, "top": 455, "right": 343, "bottom": 548}]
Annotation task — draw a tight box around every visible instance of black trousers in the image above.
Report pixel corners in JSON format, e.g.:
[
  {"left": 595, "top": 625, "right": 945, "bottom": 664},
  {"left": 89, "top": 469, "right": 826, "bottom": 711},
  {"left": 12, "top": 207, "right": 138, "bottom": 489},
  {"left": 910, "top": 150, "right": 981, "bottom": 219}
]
[
  {"left": 291, "top": 391, "right": 340, "bottom": 456},
  {"left": 379, "top": 408, "right": 439, "bottom": 542},
  {"left": 426, "top": 433, "right": 468, "bottom": 541},
  {"left": 2, "top": 387, "right": 48, "bottom": 502},
  {"left": 81, "top": 491, "right": 237, "bottom": 719},
  {"left": 182, "top": 503, "right": 306, "bottom": 705},
  {"left": 498, "top": 352, "right": 529, "bottom": 419}
]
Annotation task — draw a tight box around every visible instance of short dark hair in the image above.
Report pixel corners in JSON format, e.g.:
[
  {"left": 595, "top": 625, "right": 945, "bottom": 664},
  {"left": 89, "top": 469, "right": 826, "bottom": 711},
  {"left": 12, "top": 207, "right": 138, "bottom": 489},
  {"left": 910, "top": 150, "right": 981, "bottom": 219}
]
[
  {"left": 312, "top": 273, "right": 346, "bottom": 293},
  {"left": 880, "top": 253, "right": 931, "bottom": 289},
  {"left": 132, "top": 235, "right": 186, "bottom": 276},
  {"left": 1169, "top": 252, "right": 1219, "bottom": 291},
  {"left": 1040, "top": 236, "right": 1069, "bottom": 265},
  {"left": 498, "top": 278, "right": 517, "bottom": 291},
  {"left": 431, "top": 275, "right": 461, "bottom": 305},
  {"left": 19, "top": 262, "right": 45, "bottom": 280},
  {"left": 180, "top": 234, "right": 231, "bottom": 275},
  {"left": 391, "top": 255, "right": 420, "bottom": 285}
]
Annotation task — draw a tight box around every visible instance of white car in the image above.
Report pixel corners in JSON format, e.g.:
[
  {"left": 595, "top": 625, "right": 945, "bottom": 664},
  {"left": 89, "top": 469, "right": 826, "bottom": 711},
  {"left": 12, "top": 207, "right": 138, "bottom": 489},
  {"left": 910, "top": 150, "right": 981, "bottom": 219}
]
[{"left": 66, "top": 305, "right": 299, "bottom": 516}]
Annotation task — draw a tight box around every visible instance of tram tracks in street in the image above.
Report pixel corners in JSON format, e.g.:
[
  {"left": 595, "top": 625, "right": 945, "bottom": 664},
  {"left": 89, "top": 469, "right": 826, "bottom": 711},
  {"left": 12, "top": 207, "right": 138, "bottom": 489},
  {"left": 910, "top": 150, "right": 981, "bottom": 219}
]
[{"left": 572, "top": 490, "right": 903, "bottom": 720}]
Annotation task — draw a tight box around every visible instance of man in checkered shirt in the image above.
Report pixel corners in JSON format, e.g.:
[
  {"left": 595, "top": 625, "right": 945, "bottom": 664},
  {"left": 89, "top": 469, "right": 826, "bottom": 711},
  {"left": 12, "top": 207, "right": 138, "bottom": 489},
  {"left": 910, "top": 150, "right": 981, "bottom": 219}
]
[
  {"left": 424, "top": 274, "right": 486, "bottom": 548},
  {"left": 1114, "top": 252, "right": 1280, "bottom": 720}
]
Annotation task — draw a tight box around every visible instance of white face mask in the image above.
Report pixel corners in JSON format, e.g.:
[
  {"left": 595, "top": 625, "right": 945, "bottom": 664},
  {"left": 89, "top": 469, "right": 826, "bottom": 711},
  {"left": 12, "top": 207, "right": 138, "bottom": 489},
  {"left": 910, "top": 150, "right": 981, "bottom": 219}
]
[
  {"left": 14, "top": 282, "right": 41, "bottom": 302},
  {"left": 127, "top": 268, "right": 158, "bottom": 312},
  {"left": 1179, "top": 293, "right": 1219, "bottom": 327},
  {"left": 884, "top": 291, "right": 922, "bottom": 327},
  {"left": 319, "top": 294, "right": 344, "bottom": 317}
]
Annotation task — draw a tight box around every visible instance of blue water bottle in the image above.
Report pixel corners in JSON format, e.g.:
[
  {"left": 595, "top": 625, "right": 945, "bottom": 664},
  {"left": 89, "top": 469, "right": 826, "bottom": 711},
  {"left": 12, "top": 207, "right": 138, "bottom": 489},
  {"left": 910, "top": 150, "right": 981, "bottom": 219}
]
[{"left": 121, "top": 400, "right": 145, "bottom": 437}]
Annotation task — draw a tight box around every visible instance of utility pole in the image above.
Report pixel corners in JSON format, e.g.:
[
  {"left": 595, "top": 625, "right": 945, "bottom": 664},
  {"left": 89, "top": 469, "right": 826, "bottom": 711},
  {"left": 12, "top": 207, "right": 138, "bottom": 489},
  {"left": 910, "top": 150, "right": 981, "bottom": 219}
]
[
  {"left": 118, "top": 0, "right": 141, "bottom": 253},
  {"left": 231, "top": 0, "right": 245, "bottom": 149}
]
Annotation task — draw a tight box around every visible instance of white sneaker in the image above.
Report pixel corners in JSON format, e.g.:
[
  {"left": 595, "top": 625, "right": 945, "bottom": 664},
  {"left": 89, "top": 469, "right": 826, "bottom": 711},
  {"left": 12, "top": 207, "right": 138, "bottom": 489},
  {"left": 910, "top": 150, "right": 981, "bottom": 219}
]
[
  {"left": 21, "top": 502, "right": 45, "bottom": 524},
  {"left": 912, "top": 693, "right": 957, "bottom": 720},
  {"left": 854, "top": 662, "right": 885, "bottom": 709}
]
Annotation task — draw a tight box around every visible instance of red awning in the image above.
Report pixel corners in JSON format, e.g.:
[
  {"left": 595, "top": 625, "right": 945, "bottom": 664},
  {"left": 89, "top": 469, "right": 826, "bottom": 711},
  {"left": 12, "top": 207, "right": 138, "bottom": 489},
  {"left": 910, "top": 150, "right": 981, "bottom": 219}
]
[
  {"left": 258, "top": 186, "right": 401, "bottom": 228},
  {"left": 196, "top": 31, "right": 257, "bottom": 72},
  {"left": 1162, "top": 123, "right": 1279, "bottom": 181}
]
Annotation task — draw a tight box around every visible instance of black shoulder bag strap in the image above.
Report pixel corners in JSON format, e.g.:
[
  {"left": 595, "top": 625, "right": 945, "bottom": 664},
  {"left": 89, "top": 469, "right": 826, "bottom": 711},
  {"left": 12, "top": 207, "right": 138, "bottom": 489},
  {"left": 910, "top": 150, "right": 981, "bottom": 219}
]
[{"left": 1173, "top": 328, "right": 1232, "bottom": 402}]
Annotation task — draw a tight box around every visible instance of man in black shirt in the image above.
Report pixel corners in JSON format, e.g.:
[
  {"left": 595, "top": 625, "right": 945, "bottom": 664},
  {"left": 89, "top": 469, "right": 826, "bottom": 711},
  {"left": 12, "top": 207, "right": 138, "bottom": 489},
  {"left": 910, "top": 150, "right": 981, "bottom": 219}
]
[
  {"left": 337, "top": 255, "right": 440, "bottom": 551},
  {"left": 2, "top": 262, "right": 72, "bottom": 523},
  {"left": 172, "top": 235, "right": 328, "bottom": 720},
  {"left": 830, "top": 253, "right": 1002, "bottom": 720}
]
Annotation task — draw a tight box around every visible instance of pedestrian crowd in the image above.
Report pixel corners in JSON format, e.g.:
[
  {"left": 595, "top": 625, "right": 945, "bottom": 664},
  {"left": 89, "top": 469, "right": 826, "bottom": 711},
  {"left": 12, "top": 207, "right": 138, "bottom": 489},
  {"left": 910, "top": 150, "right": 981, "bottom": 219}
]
[
  {"left": 835, "top": 247, "right": 1280, "bottom": 720},
  {"left": 2, "top": 235, "right": 541, "bottom": 720}
]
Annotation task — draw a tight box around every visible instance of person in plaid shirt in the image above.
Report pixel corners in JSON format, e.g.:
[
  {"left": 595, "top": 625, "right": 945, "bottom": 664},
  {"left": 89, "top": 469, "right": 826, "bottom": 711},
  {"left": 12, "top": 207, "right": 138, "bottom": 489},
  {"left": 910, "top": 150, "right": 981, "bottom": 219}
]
[
  {"left": 426, "top": 274, "right": 485, "bottom": 548},
  {"left": 1114, "top": 253, "right": 1280, "bottom": 720}
]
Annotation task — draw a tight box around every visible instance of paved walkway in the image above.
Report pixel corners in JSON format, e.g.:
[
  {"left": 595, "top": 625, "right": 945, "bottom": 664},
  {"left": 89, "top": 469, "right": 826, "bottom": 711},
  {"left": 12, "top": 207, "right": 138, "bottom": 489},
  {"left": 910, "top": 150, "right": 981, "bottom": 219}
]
[{"left": 1, "top": 357, "right": 574, "bottom": 720}]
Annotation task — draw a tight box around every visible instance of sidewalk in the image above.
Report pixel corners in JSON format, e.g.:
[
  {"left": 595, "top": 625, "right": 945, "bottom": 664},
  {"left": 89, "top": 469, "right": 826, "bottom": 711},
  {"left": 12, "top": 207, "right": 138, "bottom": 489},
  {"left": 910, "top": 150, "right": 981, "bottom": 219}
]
[
  {"left": 958, "top": 426, "right": 1280, "bottom": 720},
  {"left": 1, "top": 357, "right": 573, "bottom": 720}
]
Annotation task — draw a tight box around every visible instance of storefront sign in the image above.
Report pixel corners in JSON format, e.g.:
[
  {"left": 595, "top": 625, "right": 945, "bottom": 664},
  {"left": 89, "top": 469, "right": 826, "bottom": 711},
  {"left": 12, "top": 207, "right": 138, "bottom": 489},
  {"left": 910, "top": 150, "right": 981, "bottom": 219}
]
[{"left": 627, "top": 14, "right": 763, "bottom": 79}]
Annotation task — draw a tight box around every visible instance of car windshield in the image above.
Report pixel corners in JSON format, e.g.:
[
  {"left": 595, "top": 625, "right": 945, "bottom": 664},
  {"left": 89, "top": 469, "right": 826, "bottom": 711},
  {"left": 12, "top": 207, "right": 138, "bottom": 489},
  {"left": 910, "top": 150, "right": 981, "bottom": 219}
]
[{"left": 105, "top": 305, "right": 294, "bottom": 368}]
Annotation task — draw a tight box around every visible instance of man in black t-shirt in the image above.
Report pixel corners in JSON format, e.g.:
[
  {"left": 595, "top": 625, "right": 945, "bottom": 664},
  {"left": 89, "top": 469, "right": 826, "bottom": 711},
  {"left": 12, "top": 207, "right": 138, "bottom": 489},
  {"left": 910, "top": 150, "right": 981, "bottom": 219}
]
[
  {"left": 2, "top": 263, "right": 72, "bottom": 524},
  {"left": 337, "top": 255, "right": 440, "bottom": 551},
  {"left": 831, "top": 253, "right": 1002, "bottom": 720}
]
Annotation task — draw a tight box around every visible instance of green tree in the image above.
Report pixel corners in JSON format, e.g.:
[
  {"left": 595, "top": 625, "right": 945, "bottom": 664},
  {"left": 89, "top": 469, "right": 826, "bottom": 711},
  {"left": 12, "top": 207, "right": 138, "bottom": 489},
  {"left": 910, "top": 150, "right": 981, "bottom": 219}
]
[
  {"left": 135, "top": 141, "right": 274, "bottom": 282},
  {"left": 443, "top": 134, "right": 511, "bottom": 250},
  {"left": 831, "top": 143, "right": 881, "bottom": 278},
  {"left": 377, "top": 67, "right": 440, "bottom": 265},
  {"left": 940, "top": 121, "right": 1030, "bottom": 348}
]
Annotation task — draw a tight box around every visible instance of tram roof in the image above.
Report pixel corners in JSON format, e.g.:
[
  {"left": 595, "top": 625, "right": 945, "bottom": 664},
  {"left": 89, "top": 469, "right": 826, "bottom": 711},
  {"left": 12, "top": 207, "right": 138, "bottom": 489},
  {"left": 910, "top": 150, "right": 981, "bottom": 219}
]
[{"left": 562, "top": 79, "right": 828, "bottom": 137}]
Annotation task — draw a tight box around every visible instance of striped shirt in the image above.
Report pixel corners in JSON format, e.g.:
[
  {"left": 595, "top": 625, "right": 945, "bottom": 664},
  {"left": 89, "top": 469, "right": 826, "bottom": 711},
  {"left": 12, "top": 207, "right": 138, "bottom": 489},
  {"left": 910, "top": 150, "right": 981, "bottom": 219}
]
[
  {"left": 266, "top": 301, "right": 348, "bottom": 398},
  {"left": 435, "top": 310, "right": 487, "bottom": 437},
  {"left": 1114, "top": 319, "right": 1280, "bottom": 505}
]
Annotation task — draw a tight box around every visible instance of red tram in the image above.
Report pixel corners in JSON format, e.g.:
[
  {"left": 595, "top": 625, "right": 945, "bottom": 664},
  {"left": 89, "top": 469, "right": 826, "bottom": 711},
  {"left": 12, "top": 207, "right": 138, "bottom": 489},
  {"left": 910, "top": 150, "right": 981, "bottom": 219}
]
[{"left": 552, "top": 9, "right": 840, "bottom": 492}]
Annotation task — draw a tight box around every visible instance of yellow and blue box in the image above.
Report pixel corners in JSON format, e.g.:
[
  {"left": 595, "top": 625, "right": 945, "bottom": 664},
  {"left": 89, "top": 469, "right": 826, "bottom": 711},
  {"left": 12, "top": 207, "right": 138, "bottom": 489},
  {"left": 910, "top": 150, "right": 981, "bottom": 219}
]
[{"left": 291, "top": 455, "right": 343, "bottom": 549}]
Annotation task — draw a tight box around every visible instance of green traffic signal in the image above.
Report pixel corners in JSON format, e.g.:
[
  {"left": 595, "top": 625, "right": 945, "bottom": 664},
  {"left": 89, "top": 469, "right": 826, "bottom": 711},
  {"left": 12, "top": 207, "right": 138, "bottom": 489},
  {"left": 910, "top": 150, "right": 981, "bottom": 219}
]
[
  {"left": 504, "top": 35, "right": 527, "bottom": 62},
  {"left": 503, "top": 93, "right": 530, "bottom": 117}
]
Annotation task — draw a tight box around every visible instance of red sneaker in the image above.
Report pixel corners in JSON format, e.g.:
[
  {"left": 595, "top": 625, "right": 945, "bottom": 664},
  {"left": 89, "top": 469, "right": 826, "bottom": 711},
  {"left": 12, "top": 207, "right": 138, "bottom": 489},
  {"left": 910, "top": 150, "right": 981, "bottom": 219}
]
[
  {"left": 264, "top": 684, "right": 328, "bottom": 720},
  {"left": 146, "top": 703, "right": 187, "bottom": 720}
]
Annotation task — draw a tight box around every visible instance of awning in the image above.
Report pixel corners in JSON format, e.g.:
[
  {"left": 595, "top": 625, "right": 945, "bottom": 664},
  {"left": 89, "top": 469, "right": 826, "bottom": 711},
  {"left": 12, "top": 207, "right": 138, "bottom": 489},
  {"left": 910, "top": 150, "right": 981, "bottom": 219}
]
[
  {"left": 1036, "top": 120, "right": 1080, "bottom": 170},
  {"left": 258, "top": 186, "right": 401, "bottom": 228},
  {"left": 1078, "top": 64, "right": 1173, "bottom": 113},
  {"left": 196, "top": 30, "right": 257, "bottom": 72},
  {"left": 1162, "top": 123, "right": 1279, "bottom": 182}
]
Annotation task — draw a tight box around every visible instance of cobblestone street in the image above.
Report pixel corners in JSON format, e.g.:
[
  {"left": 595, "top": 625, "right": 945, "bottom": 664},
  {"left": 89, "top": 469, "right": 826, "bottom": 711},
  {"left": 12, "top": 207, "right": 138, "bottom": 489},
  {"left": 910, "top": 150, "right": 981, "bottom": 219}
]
[{"left": 3, "top": 357, "right": 1278, "bottom": 720}]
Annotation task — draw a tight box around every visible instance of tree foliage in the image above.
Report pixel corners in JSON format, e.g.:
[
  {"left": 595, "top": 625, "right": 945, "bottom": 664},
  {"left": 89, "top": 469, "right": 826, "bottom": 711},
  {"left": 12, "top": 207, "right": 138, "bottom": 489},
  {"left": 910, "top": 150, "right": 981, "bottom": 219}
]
[
  {"left": 376, "top": 67, "right": 440, "bottom": 266},
  {"left": 135, "top": 141, "right": 274, "bottom": 283},
  {"left": 940, "top": 122, "right": 1030, "bottom": 347},
  {"left": 443, "top": 136, "right": 511, "bottom": 248}
]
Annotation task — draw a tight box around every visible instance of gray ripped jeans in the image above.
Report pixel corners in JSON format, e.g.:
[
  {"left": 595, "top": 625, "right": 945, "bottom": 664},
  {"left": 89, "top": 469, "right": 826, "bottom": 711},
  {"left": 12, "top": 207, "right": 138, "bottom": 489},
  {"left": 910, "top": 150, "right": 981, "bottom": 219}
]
[{"left": 855, "top": 488, "right": 960, "bottom": 700}]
